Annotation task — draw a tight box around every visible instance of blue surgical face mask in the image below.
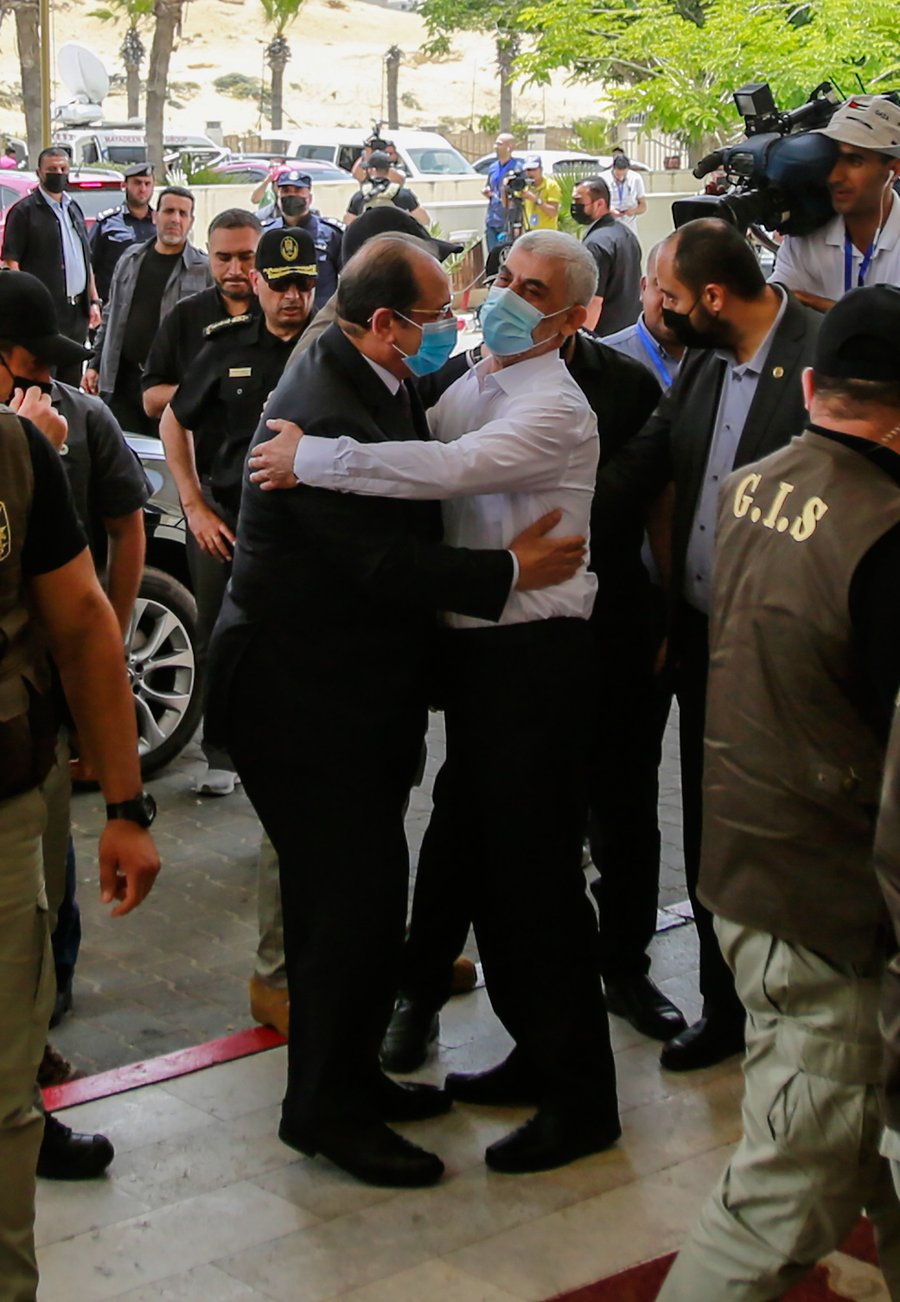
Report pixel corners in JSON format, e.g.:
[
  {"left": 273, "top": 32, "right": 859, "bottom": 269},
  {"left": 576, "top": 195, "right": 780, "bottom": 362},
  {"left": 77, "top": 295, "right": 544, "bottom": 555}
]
[
  {"left": 480, "top": 285, "right": 572, "bottom": 357},
  {"left": 393, "top": 313, "right": 458, "bottom": 376}
]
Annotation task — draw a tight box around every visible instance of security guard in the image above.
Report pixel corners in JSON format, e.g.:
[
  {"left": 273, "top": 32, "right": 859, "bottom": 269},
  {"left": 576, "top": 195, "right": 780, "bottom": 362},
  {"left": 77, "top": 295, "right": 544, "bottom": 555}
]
[
  {"left": 89, "top": 162, "right": 156, "bottom": 304},
  {"left": 259, "top": 168, "right": 343, "bottom": 309},
  {"left": 159, "top": 226, "right": 317, "bottom": 794}
]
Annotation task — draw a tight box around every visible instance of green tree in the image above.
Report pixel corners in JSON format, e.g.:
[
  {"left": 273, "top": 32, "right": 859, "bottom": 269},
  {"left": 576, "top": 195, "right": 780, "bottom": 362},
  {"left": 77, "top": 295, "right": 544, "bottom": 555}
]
[
  {"left": 518, "top": 0, "right": 900, "bottom": 163},
  {"left": 0, "top": 0, "right": 41, "bottom": 165},
  {"left": 88, "top": 0, "right": 154, "bottom": 118},
  {"left": 419, "top": 0, "right": 533, "bottom": 133},
  {"left": 260, "top": 0, "right": 306, "bottom": 131}
]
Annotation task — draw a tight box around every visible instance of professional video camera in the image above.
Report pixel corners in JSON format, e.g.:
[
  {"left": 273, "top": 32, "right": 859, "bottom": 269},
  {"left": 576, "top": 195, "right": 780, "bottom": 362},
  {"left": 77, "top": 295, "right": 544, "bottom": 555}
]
[
  {"left": 673, "top": 81, "right": 848, "bottom": 236},
  {"left": 505, "top": 168, "right": 529, "bottom": 196},
  {"left": 365, "top": 120, "right": 389, "bottom": 153}
]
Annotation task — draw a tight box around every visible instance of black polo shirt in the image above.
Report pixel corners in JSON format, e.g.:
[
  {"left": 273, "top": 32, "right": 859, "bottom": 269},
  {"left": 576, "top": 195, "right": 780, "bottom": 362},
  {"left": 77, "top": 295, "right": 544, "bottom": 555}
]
[
  {"left": 582, "top": 214, "right": 642, "bottom": 338},
  {"left": 141, "top": 286, "right": 261, "bottom": 393}
]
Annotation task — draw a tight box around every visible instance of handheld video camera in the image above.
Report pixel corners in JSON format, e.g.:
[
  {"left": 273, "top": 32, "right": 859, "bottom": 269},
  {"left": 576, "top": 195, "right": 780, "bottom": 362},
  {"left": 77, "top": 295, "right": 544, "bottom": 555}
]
[
  {"left": 672, "top": 81, "right": 846, "bottom": 236},
  {"left": 365, "top": 120, "right": 389, "bottom": 153},
  {"left": 505, "top": 168, "right": 528, "bottom": 196}
]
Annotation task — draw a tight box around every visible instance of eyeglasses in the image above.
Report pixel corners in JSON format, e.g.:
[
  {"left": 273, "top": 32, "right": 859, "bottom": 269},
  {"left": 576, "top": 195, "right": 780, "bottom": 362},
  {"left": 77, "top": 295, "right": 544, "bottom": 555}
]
[
  {"left": 404, "top": 302, "right": 455, "bottom": 322},
  {"left": 261, "top": 273, "right": 317, "bottom": 292}
]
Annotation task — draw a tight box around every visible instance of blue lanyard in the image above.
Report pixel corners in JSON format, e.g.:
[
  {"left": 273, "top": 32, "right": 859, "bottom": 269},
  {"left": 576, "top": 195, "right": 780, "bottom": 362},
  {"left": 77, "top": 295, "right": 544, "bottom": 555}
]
[
  {"left": 636, "top": 320, "right": 674, "bottom": 389},
  {"left": 844, "top": 231, "right": 874, "bottom": 292}
]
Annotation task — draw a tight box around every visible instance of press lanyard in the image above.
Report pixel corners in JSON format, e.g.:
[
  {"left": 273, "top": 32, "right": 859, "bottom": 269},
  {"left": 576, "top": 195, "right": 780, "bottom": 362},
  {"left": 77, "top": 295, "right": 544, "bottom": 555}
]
[
  {"left": 844, "top": 231, "right": 874, "bottom": 292},
  {"left": 636, "top": 320, "right": 674, "bottom": 389},
  {"left": 616, "top": 180, "right": 626, "bottom": 210}
]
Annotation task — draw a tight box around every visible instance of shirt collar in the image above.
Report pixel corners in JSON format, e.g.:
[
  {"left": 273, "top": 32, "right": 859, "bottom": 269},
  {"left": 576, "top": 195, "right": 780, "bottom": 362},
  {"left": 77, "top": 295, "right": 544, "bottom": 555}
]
[
  {"left": 714, "top": 285, "right": 788, "bottom": 377},
  {"left": 476, "top": 348, "right": 564, "bottom": 395},
  {"left": 361, "top": 352, "right": 402, "bottom": 394},
  {"left": 824, "top": 191, "right": 900, "bottom": 251},
  {"left": 637, "top": 314, "right": 679, "bottom": 361},
  {"left": 39, "top": 186, "right": 70, "bottom": 210}
]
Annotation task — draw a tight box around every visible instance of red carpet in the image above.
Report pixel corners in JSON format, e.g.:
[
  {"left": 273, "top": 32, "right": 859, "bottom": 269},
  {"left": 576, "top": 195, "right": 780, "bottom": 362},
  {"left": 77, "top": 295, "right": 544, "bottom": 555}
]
[{"left": 547, "top": 1219, "right": 880, "bottom": 1301}]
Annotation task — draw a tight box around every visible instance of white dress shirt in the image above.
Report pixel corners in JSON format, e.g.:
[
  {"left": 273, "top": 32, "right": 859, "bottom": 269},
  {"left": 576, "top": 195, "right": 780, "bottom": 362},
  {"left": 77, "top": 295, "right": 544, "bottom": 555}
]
[
  {"left": 770, "top": 192, "right": 900, "bottom": 301},
  {"left": 598, "top": 169, "right": 646, "bottom": 232},
  {"left": 293, "top": 350, "right": 600, "bottom": 629}
]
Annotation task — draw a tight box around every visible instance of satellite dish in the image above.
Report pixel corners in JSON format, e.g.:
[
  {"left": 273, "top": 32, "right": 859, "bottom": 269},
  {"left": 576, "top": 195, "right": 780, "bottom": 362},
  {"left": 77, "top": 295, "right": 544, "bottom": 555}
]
[{"left": 58, "top": 44, "right": 110, "bottom": 106}]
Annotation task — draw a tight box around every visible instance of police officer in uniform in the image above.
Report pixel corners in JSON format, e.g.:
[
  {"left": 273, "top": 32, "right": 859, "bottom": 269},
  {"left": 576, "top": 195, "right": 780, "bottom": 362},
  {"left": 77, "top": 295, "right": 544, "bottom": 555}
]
[
  {"left": 259, "top": 168, "right": 342, "bottom": 310},
  {"left": 159, "top": 227, "right": 317, "bottom": 794},
  {"left": 89, "top": 163, "right": 156, "bottom": 305}
]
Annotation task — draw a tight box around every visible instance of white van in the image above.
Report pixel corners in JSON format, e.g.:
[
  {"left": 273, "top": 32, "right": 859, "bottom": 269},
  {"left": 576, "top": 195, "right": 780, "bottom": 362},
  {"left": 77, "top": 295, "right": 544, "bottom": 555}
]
[
  {"left": 52, "top": 128, "right": 226, "bottom": 171},
  {"left": 256, "top": 128, "right": 476, "bottom": 182}
]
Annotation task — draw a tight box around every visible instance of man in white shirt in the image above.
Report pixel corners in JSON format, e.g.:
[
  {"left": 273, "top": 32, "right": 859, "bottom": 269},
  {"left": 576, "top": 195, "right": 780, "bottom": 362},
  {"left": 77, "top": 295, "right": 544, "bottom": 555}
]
[
  {"left": 770, "top": 96, "right": 900, "bottom": 312},
  {"left": 249, "top": 230, "right": 622, "bottom": 1175},
  {"left": 599, "top": 153, "right": 647, "bottom": 233}
]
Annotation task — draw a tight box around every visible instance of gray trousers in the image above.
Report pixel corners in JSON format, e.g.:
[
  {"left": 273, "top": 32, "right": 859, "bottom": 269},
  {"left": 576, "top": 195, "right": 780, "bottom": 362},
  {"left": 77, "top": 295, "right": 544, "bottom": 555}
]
[
  {"left": 659, "top": 917, "right": 900, "bottom": 1301},
  {"left": 254, "top": 831, "right": 285, "bottom": 986}
]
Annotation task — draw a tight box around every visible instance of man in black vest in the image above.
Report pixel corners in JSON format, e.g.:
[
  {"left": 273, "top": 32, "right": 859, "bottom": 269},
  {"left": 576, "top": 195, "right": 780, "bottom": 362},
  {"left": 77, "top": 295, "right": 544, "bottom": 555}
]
[
  {"left": 594, "top": 218, "right": 821, "bottom": 1071},
  {"left": 207, "top": 235, "right": 582, "bottom": 1189},
  {"left": 660, "top": 286, "right": 900, "bottom": 1300}
]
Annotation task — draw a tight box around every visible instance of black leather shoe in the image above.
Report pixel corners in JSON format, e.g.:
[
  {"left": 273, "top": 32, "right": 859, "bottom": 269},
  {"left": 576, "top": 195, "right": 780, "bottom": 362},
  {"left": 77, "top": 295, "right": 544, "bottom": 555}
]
[
  {"left": 278, "top": 1116, "right": 444, "bottom": 1187},
  {"left": 604, "top": 973, "right": 687, "bottom": 1042},
  {"left": 445, "top": 1052, "right": 537, "bottom": 1106},
  {"left": 485, "top": 1107, "right": 621, "bottom": 1174},
  {"left": 49, "top": 979, "right": 73, "bottom": 1031},
  {"left": 380, "top": 998, "right": 439, "bottom": 1074},
  {"left": 373, "top": 1075, "right": 453, "bottom": 1122},
  {"left": 37, "top": 1114, "right": 115, "bottom": 1180},
  {"left": 660, "top": 1015, "right": 745, "bottom": 1072}
]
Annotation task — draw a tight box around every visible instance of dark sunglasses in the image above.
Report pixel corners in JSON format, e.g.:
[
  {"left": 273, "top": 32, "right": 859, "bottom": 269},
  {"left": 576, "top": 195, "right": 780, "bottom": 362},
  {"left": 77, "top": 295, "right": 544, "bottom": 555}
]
[{"left": 262, "top": 273, "right": 317, "bottom": 292}]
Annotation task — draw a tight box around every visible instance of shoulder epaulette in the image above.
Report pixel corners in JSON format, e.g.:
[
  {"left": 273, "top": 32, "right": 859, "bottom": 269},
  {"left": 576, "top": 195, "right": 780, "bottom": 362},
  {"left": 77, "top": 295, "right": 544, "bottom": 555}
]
[
  {"left": 203, "top": 313, "right": 253, "bottom": 338},
  {"left": 319, "top": 215, "right": 345, "bottom": 233},
  {"left": 95, "top": 205, "right": 122, "bottom": 222}
]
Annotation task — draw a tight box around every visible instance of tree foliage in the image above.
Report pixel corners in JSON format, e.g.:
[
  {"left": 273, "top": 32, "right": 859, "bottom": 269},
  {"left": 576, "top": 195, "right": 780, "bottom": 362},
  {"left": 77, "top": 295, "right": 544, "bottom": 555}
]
[
  {"left": 419, "top": 0, "right": 535, "bottom": 131},
  {"left": 516, "top": 0, "right": 900, "bottom": 154},
  {"left": 88, "top": 0, "right": 154, "bottom": 117}
]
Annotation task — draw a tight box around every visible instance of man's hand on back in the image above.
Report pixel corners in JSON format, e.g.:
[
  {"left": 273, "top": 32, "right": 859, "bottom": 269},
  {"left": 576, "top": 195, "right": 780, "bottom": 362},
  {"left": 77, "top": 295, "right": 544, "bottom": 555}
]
[
  {"left": 248, "top": 418, "right": 304, "bottom": 490},
  {"left": 510, "top": 510, "right": 586, "bottom": 590}
]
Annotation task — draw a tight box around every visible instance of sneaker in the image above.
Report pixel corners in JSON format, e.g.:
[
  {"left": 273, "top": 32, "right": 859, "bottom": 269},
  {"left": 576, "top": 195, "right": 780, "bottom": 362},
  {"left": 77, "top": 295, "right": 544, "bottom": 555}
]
[{"left": 193, "top": 768, "right": 241, "bottom": 796}]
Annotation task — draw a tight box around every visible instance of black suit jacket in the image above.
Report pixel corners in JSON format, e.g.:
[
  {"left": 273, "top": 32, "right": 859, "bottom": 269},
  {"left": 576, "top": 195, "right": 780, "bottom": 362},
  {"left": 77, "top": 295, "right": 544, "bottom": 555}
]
[
  {"left": 593, "top": 294, "right": 821, "bottom": 604},
  {"left": 215, "top": 325, "right": 512, "bottom": 687},
  {"left": 1, "top": 189, "right": 93, "bottom": 316}
]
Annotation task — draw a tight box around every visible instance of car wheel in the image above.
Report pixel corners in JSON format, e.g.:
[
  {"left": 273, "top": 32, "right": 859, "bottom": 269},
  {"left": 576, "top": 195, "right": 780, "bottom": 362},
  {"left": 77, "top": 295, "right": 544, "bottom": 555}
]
[{"left": 127, "top": 566, "right": 202, "bottom": 776}]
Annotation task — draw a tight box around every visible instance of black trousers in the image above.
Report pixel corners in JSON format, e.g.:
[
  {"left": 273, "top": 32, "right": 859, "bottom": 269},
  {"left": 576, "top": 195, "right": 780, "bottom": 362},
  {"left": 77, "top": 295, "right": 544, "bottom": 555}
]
[
  {"left": 54, "top": 302, "right": 89, "bottom": 389},
  {"left": 588, "top": 585, "right": 671, "bottom": 980},
  {"left": 672, "top": 602, "right": 742, "bottom": 1022},
  {"left": 223, "top": 628, "right": 427, "bottom": 1128},
  {"left": 185, "top": 490, "right": 238, "bottom": 771},
  {"left": 420, "top": 619, "right": 617, "bottom": 1115},
  {"left": 107, "top": 359, "right": 159, "bottom": 438}
]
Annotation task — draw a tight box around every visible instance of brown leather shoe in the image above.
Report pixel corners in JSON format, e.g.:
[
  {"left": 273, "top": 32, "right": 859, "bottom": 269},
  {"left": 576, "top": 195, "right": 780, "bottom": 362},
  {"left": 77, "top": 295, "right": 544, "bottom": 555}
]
[
  {"left": 450, "top": 956, "right": 478, "bottom": 996},
  {"left": 37, "top": 1043, "right": 78, "bottom": 1088},
  {"left": 249, "top": 976, "right": 289, "bottom": 1037}
]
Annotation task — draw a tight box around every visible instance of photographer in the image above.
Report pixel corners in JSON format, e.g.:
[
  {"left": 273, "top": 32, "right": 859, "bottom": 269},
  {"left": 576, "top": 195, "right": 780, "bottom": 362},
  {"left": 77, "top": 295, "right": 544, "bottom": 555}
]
[
  {"left": 770, "top": 96, "right": 900, "bottom": 312},
  {"left": 518, "top": 154, "right": 561, "bottom": 231},
  {"left": 482, "top": 133, "right": 524, "bottom": 258},
  {"left": 343, "top": 151, "right": 429, "bottom": 226},
  {"left": 351, "top": 134, "right": 407, "bottom": 185}
]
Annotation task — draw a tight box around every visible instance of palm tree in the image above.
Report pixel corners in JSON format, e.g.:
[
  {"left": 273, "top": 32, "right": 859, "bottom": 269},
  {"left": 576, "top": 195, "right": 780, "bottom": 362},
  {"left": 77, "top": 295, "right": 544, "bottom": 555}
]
[
  {"left": 0, "top": 0, "right": 42, "bottom": 166},
  {"left": 260, "top": 0, "right": 306, "bottom": 131},
  {"left": 145, "top": 0, "right": 185, "bottom": 176},
  {"left": 89, "top": 0, "right": 154, "bottom": 119}
]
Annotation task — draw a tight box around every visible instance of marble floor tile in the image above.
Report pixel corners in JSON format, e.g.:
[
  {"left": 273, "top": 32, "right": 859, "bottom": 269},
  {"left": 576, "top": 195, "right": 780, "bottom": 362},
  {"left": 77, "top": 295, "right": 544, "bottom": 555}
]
[
  {"left": 108, "top": 1262, "right": 273, "bottom": 1300},
  {"left": 34, "top": 1178, "right": 151, "bottom": 1249},
  {"left": 341, "top": 1258, "right": 526, "bottom": 1301},
  {"left": 37, "top": 1179, "right": 315, "bottom": 1301},
  {"left": 47, "top": 1083, "right": 217, "bottom": 1157},
  {"left": 160, "top": 1047, "right": 289, "bottom": 1120}
]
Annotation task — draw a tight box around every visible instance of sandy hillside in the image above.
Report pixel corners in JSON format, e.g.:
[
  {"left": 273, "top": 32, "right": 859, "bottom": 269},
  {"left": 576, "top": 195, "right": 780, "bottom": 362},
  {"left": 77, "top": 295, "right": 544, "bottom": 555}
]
[{"left": 1, "top": 0, "right": 604, "bottom": 143}]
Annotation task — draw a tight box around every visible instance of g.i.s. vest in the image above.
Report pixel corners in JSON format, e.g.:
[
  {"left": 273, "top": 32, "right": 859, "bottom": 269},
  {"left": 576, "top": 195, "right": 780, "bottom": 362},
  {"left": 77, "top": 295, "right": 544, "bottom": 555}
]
[
  {"left": 699, "top": 429, "right": 900, "bottom": 963},
  {"left": 0, "top": 408, "right": 55, "bottom": 797}
]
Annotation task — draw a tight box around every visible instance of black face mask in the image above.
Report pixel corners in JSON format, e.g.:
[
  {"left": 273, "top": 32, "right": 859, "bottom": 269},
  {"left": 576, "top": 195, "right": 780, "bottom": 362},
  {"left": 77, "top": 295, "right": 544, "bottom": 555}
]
[
  {"left": 660, "top": 296, "right": 722, "bottom": 350},
  {"left": 569, "top": 201, "right": 592, "bottom": 226},
  {"left": 0, "top": 354, "right": 53, "bottom": 398},
  {"left": 42, "top": 172, "right": 68, "bottom": 194},
  {"left": 280, "top": 195, "right": 308, "bottom": 217}
]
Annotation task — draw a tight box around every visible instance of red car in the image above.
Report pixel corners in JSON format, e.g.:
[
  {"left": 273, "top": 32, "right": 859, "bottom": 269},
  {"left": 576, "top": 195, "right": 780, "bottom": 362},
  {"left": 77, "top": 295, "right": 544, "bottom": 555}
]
[{"left": 1, "top": 167, "right": 125, "bottom": 252}]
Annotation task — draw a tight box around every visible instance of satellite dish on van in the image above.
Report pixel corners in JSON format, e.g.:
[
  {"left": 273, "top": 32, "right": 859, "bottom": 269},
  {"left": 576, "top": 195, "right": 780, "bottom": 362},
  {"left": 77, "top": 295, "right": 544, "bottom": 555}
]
[{"left": 55, "top": 44, "right": 109, "bottom": 125}]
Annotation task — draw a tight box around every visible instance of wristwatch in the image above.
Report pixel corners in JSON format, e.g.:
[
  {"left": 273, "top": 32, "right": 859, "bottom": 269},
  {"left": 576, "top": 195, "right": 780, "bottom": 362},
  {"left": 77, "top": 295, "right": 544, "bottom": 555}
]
[{"left": 105, "top": 792, "right": 157, "bottom": 827}]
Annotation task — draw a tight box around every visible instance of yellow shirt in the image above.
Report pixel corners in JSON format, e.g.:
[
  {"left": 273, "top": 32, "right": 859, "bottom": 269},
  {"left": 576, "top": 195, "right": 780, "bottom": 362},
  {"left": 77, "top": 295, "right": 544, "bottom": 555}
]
[{"left": 522, "top": 176, "right": 562, "bottom": 231}]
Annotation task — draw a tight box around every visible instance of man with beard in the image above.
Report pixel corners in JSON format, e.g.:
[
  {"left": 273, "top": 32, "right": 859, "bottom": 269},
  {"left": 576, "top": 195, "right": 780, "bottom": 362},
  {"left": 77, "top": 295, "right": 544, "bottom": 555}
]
[
  {"left": 142, "top": 210, "right": 262, "bottom": 421},
  {"left": 259, "top": 168, "right": 343, "bottom": 310},
  {"left": 593, "top": 218, "right": 821, "bottom": 1071},
  {"left": 571, "top": 176, "right": 642, "bottom": 336},
  {"left": 89, "top": 163, "right": 156, "bottom": 305}
]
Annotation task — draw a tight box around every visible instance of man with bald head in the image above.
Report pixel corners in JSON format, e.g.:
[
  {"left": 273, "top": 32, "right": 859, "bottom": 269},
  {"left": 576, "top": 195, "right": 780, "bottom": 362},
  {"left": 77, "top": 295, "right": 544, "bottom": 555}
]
[{"left": 207, "top": 234, "right": 586, "bottom": 1188}]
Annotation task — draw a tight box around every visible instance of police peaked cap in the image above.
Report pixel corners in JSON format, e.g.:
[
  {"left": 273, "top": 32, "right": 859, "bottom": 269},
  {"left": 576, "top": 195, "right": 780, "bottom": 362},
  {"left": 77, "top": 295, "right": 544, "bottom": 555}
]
[{"left": 256, "top": 227, "right": 318, "bottom": 279}]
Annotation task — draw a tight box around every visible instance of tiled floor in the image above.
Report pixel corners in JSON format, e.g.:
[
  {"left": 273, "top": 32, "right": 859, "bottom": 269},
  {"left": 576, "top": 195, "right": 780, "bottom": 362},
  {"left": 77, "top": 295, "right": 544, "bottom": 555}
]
[{"left": 36, "top": 921, "right": 755, "bottom": 1302}]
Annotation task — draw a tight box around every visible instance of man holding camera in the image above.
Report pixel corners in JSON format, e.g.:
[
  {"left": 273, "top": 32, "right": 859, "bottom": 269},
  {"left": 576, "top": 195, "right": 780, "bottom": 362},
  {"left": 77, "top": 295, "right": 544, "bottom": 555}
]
[
  {"left": 516, "top": 155, "right": 561, "bottom": 232},
  {"left": 482, "top": 133, "right": 523, "bottom": 260},
  {"left": 343, "top": 152, "right": 429, "bottom": 227},
  {"left": 770, "top": 96, "right": 900, "bottom": 312}
]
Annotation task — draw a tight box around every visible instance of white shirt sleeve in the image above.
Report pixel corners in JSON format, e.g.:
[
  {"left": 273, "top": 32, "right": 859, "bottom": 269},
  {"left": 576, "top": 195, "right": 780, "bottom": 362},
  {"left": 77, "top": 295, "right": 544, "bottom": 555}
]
[
  {"left": 768, "top": 235, "right": 805, "bottom": 292},
  {"left": 292, "top": 392, "right": 592, "bottom": 500}
]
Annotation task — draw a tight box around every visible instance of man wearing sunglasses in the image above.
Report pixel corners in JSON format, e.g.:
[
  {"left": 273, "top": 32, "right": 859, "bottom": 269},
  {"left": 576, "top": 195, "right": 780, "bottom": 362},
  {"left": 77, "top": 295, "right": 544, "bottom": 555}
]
[{"left": 159, "top": 227, "right": 318, "bottom": 791}]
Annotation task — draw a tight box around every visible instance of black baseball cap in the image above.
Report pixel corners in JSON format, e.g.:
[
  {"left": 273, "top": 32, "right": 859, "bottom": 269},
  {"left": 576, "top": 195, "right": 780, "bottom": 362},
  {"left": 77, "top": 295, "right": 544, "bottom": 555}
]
[
  {"left": 0, "top": 270, "right": 92, "bottom": 365},
  {"left": 814, "top": 285, "right": 900, "bottom": 382},
  {"left": 255, "top": 227, "right": 318, "bottom": 282},
  {"left": 366, "top": 151, "right": 392, "bottom": 171},
  {"left": 341, "top": 206, "right": 464, "bottom": 267},
  {"left": 124, "top": 162, "right": 154, "bottom": 178}
]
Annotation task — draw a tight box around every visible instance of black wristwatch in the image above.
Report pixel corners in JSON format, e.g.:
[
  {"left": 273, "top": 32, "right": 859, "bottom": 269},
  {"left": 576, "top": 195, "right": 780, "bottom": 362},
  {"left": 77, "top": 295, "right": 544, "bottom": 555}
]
[{"left": 106, "top": 792, "right": 157, "bottom": 827}]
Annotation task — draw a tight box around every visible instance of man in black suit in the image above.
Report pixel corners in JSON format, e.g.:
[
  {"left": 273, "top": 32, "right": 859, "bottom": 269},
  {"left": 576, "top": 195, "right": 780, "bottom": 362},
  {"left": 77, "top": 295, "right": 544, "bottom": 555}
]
[
  {"left": 207, "top": 235, "right": 584, "bottom": 1188},
  {"left": 594, "top": 218, "right": 821, "bottom": 1071}
]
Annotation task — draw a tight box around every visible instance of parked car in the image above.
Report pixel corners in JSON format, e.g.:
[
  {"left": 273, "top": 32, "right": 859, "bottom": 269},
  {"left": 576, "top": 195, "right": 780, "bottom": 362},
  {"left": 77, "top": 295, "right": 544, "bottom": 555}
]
[
  {"left": 472, "top": 150, "right": 652, "bottom": 177},
  {"left": 1, "top": 167, "right": 124, "bottom": 248},
  {"left": 210, "top": 156, "right": 350, "bottom": 185},
  {"left": 126, "top": 435, "right": 202, "bottom": 775},
  {"left": 256, "top": 128, "right": 477, "bottom": 182}
]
